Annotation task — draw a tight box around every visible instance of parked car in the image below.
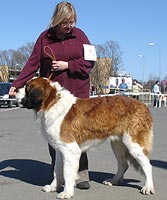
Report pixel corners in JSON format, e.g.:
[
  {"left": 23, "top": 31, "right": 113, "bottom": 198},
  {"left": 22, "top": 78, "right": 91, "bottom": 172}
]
[{"left": 0, "top": 82, "right": 19, "bottom": 108}]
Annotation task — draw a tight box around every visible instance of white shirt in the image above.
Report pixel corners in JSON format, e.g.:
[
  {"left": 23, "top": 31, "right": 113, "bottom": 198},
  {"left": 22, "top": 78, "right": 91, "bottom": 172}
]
[{"left": 153, "top": 84, "right": 160, "bottom": 94}]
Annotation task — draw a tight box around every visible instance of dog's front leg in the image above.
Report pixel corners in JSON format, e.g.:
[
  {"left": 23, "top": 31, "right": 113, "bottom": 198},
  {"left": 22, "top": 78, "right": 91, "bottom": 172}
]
[
  {"left": 57, "top": 143, "right": 81, "bottom": 199},
  {"left": 42, "top": 149, "right": 63, "bottom": 192}
]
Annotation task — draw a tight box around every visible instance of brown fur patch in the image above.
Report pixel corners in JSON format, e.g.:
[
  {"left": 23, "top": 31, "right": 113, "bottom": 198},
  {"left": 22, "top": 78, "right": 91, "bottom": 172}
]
[{"left": 60, "top": 96, "right": 153, "bottom": 155}]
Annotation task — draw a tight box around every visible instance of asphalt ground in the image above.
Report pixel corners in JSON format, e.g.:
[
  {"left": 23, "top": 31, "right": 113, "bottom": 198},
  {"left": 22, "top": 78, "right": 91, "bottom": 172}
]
[{"left": 0, "top": 106, "right": 167, "bottom": 200}]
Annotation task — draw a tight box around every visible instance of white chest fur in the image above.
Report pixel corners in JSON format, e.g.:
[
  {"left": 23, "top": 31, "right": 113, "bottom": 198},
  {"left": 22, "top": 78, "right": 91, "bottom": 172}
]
[{"left": 37, "top": 87, "right": 77, "bottom": 149}]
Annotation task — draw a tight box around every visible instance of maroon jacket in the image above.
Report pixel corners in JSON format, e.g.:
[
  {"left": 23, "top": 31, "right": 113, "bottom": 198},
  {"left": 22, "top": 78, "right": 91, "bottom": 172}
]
[{"left": 12, "top": 27, "right": 94, "bottom": 98}]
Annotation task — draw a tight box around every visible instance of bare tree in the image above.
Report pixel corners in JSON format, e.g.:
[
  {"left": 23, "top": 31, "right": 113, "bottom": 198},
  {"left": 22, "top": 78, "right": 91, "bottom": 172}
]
[
  {"left": 0, "top": 42, "right": 34, "bottom": 70},
  {"left": 0, "top": 50, "right": 13, "bottom": 67},
  {"left": 91, "top": 40, "right": 123, "bottom": 94},
  {"left": 105, "top": 40, "right": 122, "bottom": 76},
  {"left": 17, "top": 42, "right": 34, "bottom": 63}
]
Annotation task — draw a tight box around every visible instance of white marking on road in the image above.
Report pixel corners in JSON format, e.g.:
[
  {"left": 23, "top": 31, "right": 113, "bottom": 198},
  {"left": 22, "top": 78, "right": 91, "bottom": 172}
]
[{"left": 0, "top": 107, "right": 20, "bottom": 113}]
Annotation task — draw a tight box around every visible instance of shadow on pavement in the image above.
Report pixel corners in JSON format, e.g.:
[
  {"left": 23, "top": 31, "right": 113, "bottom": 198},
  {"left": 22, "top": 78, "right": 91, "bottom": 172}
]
[
  {"left": 151, "top": 159, "right": 167, "bottom": 170},
  {"left": 1, "top": 158, "right": 165, "bottom": 190},
  {"left": 0, "top": 159, "right": 52, "bottom": 186},
  {"left": 89, "top": 171, "right": 141, "bottom": 191}
]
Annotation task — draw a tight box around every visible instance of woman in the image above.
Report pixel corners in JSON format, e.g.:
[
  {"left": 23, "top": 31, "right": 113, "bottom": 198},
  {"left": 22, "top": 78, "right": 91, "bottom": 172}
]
[
  {"left": 153, "top": 80, "right": 161, "bottom": 107},
  {"left": 9, "top": 1, "right": 95, "bottom": 189}
]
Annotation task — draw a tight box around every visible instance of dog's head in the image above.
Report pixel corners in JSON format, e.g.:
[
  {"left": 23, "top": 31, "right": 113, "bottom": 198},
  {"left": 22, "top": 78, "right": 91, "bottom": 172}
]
[{"left": 16, "top": 77, "right": 60, "bottom": 112}]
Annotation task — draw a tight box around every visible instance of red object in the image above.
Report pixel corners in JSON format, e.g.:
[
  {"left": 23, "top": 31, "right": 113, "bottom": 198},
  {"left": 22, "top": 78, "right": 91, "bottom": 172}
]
[{"left": 12, "top": 27, "right": 94, "bottom": 98}]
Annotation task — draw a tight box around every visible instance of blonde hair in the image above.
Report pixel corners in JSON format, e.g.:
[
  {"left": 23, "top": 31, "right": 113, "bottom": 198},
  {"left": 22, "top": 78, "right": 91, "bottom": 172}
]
[{"left": 48, "top": 1, "right": 77, "bottom": 28}]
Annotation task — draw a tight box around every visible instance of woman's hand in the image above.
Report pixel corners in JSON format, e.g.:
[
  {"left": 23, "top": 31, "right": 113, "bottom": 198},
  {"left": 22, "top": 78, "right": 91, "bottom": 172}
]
[
  {"left": 52, "top": 61, "right": 68, "bottom": 71},
  {"left": 9, "top": 86, "right": 16, "bottom": 96}
]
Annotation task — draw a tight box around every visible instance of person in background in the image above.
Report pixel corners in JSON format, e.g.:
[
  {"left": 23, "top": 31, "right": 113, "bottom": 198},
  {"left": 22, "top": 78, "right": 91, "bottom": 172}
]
[
  {"left": 91, "top": 84, "right": 95, "bottom": 96},
  {"left": 132, "top": 79, "right": 143, "bottom": 100},
  {"left": 118, "top": 78, "right": 128, "bottom": 91},
  {"left": 153, "top": 80, "right": 161, "bottom": 107},
  {"left": 9, "top": 1, "right": 96, "bottom": 190}
]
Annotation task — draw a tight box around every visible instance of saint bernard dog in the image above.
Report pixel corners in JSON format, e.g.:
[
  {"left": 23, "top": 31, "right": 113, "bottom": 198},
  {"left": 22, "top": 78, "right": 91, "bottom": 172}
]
[{"left": 16, "top": 77, "right": 154, "bottom": 199}]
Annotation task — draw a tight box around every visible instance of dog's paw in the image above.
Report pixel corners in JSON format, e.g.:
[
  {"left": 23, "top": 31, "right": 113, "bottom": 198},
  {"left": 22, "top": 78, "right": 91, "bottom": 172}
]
[
  {"left": 42, "top": 184, "right": 56, "bottom": 193},
  {"left": 103, "top": 178, "right": 120, "bottom": 186},
  {"left": 141, "top": 186, "right": 155, "bottom": 195},
  {"left": 103, "top": 179, "right": 113, "bottom": 186},
  {"left": 57, "top": 191, "right": 73, "bottom": 199}
]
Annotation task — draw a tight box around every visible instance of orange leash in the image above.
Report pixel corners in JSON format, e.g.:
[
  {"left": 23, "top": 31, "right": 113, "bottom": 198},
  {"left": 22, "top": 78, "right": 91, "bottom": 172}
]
[{"left": 43, "top": 46, "right": 56, "bottom": 80}]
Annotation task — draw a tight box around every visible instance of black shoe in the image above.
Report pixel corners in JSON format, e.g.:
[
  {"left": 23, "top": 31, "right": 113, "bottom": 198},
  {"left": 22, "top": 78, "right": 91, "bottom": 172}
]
[{"left": 76, "top": 181, "right": 90, "bottom": 190}]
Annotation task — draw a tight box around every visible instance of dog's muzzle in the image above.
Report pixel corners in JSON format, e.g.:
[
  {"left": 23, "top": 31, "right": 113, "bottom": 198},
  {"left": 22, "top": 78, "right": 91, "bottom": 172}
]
[{"left": 15, "top": 87, "right": 26, "bottom": 103}]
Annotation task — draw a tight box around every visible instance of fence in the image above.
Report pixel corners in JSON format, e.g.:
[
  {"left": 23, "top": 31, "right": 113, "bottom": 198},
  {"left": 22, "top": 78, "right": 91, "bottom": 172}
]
[{"left": 90, "top": 89, "right": 166, "bottom": 107}]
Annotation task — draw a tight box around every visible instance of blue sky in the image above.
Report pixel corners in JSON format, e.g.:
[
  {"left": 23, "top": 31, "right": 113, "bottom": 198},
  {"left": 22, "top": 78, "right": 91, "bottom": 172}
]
[{"left": 1, "top": 0, "right": 167, "bottom": 81}]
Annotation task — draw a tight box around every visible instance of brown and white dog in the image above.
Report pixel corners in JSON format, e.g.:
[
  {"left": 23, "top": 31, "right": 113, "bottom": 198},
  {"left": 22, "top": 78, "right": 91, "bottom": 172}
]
[
  {"left": 16, "top": 77, "right": 154, "bottom": 199},
  {"left": 158, "top": 94, "right": 167, "bottom": 107}
]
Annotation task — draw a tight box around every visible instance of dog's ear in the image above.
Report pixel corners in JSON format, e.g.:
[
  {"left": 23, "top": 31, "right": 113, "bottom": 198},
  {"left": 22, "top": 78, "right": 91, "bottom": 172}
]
[{"left": 42, "top": 86, "right": 59, "bottom": 110}]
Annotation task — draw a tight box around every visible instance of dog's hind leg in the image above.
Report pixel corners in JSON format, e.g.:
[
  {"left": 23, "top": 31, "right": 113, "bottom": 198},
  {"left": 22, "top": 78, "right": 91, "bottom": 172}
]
[
  {"left": 57, "top": 142, "right": 81, "bottom": 199},
  {"left": 122, "top": 133, "right": 154, "bottom": 195},
  {"left": 103, "top": 140, "right": 129, "bottom": 186},
  {"left": 42, "top": 149, "right": 63, "bottom": 192}
]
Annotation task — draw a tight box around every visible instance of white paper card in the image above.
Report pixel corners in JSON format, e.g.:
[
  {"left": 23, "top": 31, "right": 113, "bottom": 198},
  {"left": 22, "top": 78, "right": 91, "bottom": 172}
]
[{"left": 83, "top": 44, "right": 97, "bottom": 61}]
